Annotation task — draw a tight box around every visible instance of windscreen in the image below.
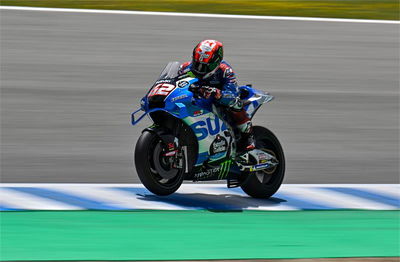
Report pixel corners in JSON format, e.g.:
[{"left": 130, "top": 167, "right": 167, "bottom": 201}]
[{"left": 157, "top": 61, "right": 181, "bottom": 80}]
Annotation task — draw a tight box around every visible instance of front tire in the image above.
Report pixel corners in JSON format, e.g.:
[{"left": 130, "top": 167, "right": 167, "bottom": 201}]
[
  {"left": 135, "top": 130, "right": 185, "bottom": 196},
  {"left": 240, "top": 126, "right": 285, "bottom": 198}
]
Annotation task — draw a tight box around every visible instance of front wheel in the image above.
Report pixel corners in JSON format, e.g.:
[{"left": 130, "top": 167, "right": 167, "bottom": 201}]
[
  {"left": 134, "top": 130, "right": 185, "bottom": 196},
  {"left": 240, "top": 126, "right": 285, "bottom": 198}
]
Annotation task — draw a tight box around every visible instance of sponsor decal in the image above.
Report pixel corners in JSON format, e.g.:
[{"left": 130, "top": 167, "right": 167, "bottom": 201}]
[
  {"left": 209, "top": 135, "right": 228, "bottom": 155},
  {"left": 190, "top": 117, "right": 228, "bottom": 140},
  {"left": 218, "top": 160, "right": 232, "bottom": 179},
  {"left": 155, "top": 79, "right": 171, "bottom": 84},
  {"left": 177, "top": 81, "right": 189, "bottom": 88},
  {"left": 163, "top": 143, "right": 177, "bottom": 157},
  {"left": 193, "top": 110, "right": 203, "bottom": 117},
  {"left": 194, "top": 167, "right": 220, "bottom": 179},
  {"left": 257, "top": 152, "right": 267, "bottom": 160},
  {"left": 250, "top": 163, "right": 270, "bottom": 172},
  {"left": 167, "top": 143, "right": 175, "bottom": 150},
  {"left": 163, "top": 150, "right": 177, "bottom": 157},
  {"left": 171, "top": 94, "right": 188, "bottom": 102},
  {"left": 148, "top": 83, "right": 176, "bottom": 97}
]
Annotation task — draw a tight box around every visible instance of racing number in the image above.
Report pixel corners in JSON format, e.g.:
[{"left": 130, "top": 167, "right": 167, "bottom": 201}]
[{"left": 148, "top": 83, "right": 175, "bottom": 97}]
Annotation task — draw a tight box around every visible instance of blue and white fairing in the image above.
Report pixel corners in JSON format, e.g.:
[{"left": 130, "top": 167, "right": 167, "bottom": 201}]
[
  {"left": 239, "top": 85, "right": 274, "bottom": 119},
  {"left": 131, "top": 68, "right": 273, "bottom": 167}
]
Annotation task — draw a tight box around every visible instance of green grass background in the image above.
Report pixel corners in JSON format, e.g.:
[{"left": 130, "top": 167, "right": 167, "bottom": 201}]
[
  {"left": 1, "top": 0, "right": 399, "bottom": 20},
  {"left": 1, "top": 210, "right": 399, "bottom": 260}
]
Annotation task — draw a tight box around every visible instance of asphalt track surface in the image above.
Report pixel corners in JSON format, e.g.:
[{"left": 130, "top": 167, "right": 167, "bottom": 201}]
[{"left": 1, "top": 9, "right": 399, "bottom": 183}]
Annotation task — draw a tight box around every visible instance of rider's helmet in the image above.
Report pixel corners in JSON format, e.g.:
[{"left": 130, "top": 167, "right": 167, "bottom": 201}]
[{"left": 192, "top": 39, "right": 223, "bottom": 79}]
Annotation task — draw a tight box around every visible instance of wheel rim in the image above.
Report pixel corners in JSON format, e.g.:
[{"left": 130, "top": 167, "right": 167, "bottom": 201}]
[
  {"left": 148, "top": 139, "right": 183, "bottom": 186},
  {"left": 253, "top": 137, "right": 282, "bottom": 185},
  {"left": 261, "top": 148, "right": 278, "bottom": 175},
  {"left": 152, "top": 142, "right": 178, "bottom": 180}
]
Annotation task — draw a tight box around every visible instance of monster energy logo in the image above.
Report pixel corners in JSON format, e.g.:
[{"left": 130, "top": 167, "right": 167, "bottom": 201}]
[{"left": 218, "top": 160, "right": 232, "bottom": 179}]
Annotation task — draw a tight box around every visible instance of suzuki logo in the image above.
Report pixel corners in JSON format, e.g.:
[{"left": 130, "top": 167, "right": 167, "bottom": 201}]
[{"left": 191, "top": 117, "right": 227, "bottom": 140}]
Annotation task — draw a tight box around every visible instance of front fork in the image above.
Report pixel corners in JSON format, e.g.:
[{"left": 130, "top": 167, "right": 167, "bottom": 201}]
[{"left": 148, "top": 126, "right": 188, "bottom": 174}]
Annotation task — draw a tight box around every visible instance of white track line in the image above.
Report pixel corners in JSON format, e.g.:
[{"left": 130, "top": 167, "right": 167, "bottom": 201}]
[
  {"left": 282, "top": 184, "right": 400, "bottom": 188},
  {"left": 176, "top": 184, "right": 226, "bottom": 194},
  {"left": 0, "top": 183, "right": 148, "bottom": 187},
  {"left": 56, "top": 186, "right": 187, "bottom": 210},
  {"left": 365, "top": 187, "right": 400, "bottom": 199},
  {"left": 0, "top": 188, "right": 81, "bottom": 210},
  {"left": 0, "top": 6, "right": 399, "bottom": 24},
  {"left": 1, "top": 184, "right": 398, "bottom": 211},
  {"left": 281, "top": 187, "right": 396, "bottom": 210},
  {"left": 2, "top": 183, "right": 398, "bottom": 187}
]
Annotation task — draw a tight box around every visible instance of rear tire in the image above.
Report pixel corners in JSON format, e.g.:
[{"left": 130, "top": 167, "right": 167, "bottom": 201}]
[
  {"left": 240, "top": 126, "right": 285, "bottom": 198},
  {"left": 135, "top": 130, "right": 185, "bottom": 196}
]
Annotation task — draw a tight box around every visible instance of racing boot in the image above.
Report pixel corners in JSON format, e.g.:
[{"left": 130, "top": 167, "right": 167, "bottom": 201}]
[
  {"left": 229, "top": 109, "right": 255, "bottom": 153},
  {"left": 241, "top": 132, "right": 256, "bottom": 151},
  {"left": 237, "top": 121, "right": 256, "bottom": 153},
  {"left": 237, "top": 131, "right": 255, "bottom": 152}
]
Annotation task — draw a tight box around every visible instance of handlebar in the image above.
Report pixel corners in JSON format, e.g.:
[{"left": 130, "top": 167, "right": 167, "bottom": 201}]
[
  {"left": 188, "top": 84, "right": 204, "bottom": 99},
  {"left": 188, "top": 83, "right": 200, "bottom": 93}
]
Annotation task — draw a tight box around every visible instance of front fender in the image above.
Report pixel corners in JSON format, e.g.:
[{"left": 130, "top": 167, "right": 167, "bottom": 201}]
[{"left": 141, "top": 126, "right": 177, "bottom": 147}]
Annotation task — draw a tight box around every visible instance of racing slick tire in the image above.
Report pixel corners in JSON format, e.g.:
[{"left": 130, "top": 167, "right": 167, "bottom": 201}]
[
  {"left": 135, "top": 130, "right": 185, "bottom": 196},
  {"left": 240, "top": 126, "right": 285, "bottom": 198}
]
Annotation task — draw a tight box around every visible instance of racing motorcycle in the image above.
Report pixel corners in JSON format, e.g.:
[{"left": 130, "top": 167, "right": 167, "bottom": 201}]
[{"left": 131, "top": 62, "right": 285, "bottom": 198}]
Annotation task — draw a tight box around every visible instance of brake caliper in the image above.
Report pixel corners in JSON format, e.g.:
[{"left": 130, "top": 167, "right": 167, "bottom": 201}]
[{"left": 161, "top": 136, "right": 184, "bottom": 169}]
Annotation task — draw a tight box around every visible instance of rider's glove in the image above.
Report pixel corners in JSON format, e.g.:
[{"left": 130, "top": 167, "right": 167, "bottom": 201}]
[{"left": 199, "top": 86, "right": 222, "bottom": 100}]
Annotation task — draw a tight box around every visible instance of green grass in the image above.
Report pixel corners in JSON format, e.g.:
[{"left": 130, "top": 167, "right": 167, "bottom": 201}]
[
  {"left": 1, "top": 0, "right": 399, "bottom": 20},
  {"left": 1, "top": 210, "right": 399, "bottom": 260}
]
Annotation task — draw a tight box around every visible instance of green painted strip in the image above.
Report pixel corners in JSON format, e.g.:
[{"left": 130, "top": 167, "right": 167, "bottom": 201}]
[
  {"left": 219, "top": 162, "right": 226, "bottom": 180},
  {"left": 1, "top": 0, "right": 399, "bottom": 20},
  {"left": 1, "top": 210, "right": 399, "bottom": 261}
]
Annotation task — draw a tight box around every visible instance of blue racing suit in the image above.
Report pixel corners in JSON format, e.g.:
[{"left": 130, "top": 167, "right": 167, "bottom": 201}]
[{"left": 179, "top": 60, "right": 252, "bottom": 135}]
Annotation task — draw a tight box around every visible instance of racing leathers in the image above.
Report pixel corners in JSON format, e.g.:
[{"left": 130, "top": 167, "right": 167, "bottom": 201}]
[{"left": 179, "top": 60, "right": 255, "bottom": 151}]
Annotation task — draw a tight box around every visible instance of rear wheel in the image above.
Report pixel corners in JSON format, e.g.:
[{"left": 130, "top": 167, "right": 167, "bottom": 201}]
[
  {"left": 240, "top": 126, "right": 285, "bottom": 198},
  {"left": 135, "top": 130, "right": 185, "bottom": 196}
]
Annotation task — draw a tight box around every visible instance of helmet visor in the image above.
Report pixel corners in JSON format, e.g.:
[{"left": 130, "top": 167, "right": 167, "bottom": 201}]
[
  {"left": 192, "top": 61, "right": 219, "bottom": 77},
  {"left": 192, "top": 61, "right": 208, "bottom": 76}
]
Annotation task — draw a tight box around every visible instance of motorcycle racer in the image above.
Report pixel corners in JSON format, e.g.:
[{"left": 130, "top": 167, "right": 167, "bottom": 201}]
[{"left": 178, "top": 39, "right": 255, "bottom": 152}]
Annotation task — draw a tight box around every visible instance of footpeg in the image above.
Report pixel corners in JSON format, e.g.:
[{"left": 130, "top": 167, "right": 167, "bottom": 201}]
[{"left": 227, "top": 173, "right": 241, "bottom": 188}]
